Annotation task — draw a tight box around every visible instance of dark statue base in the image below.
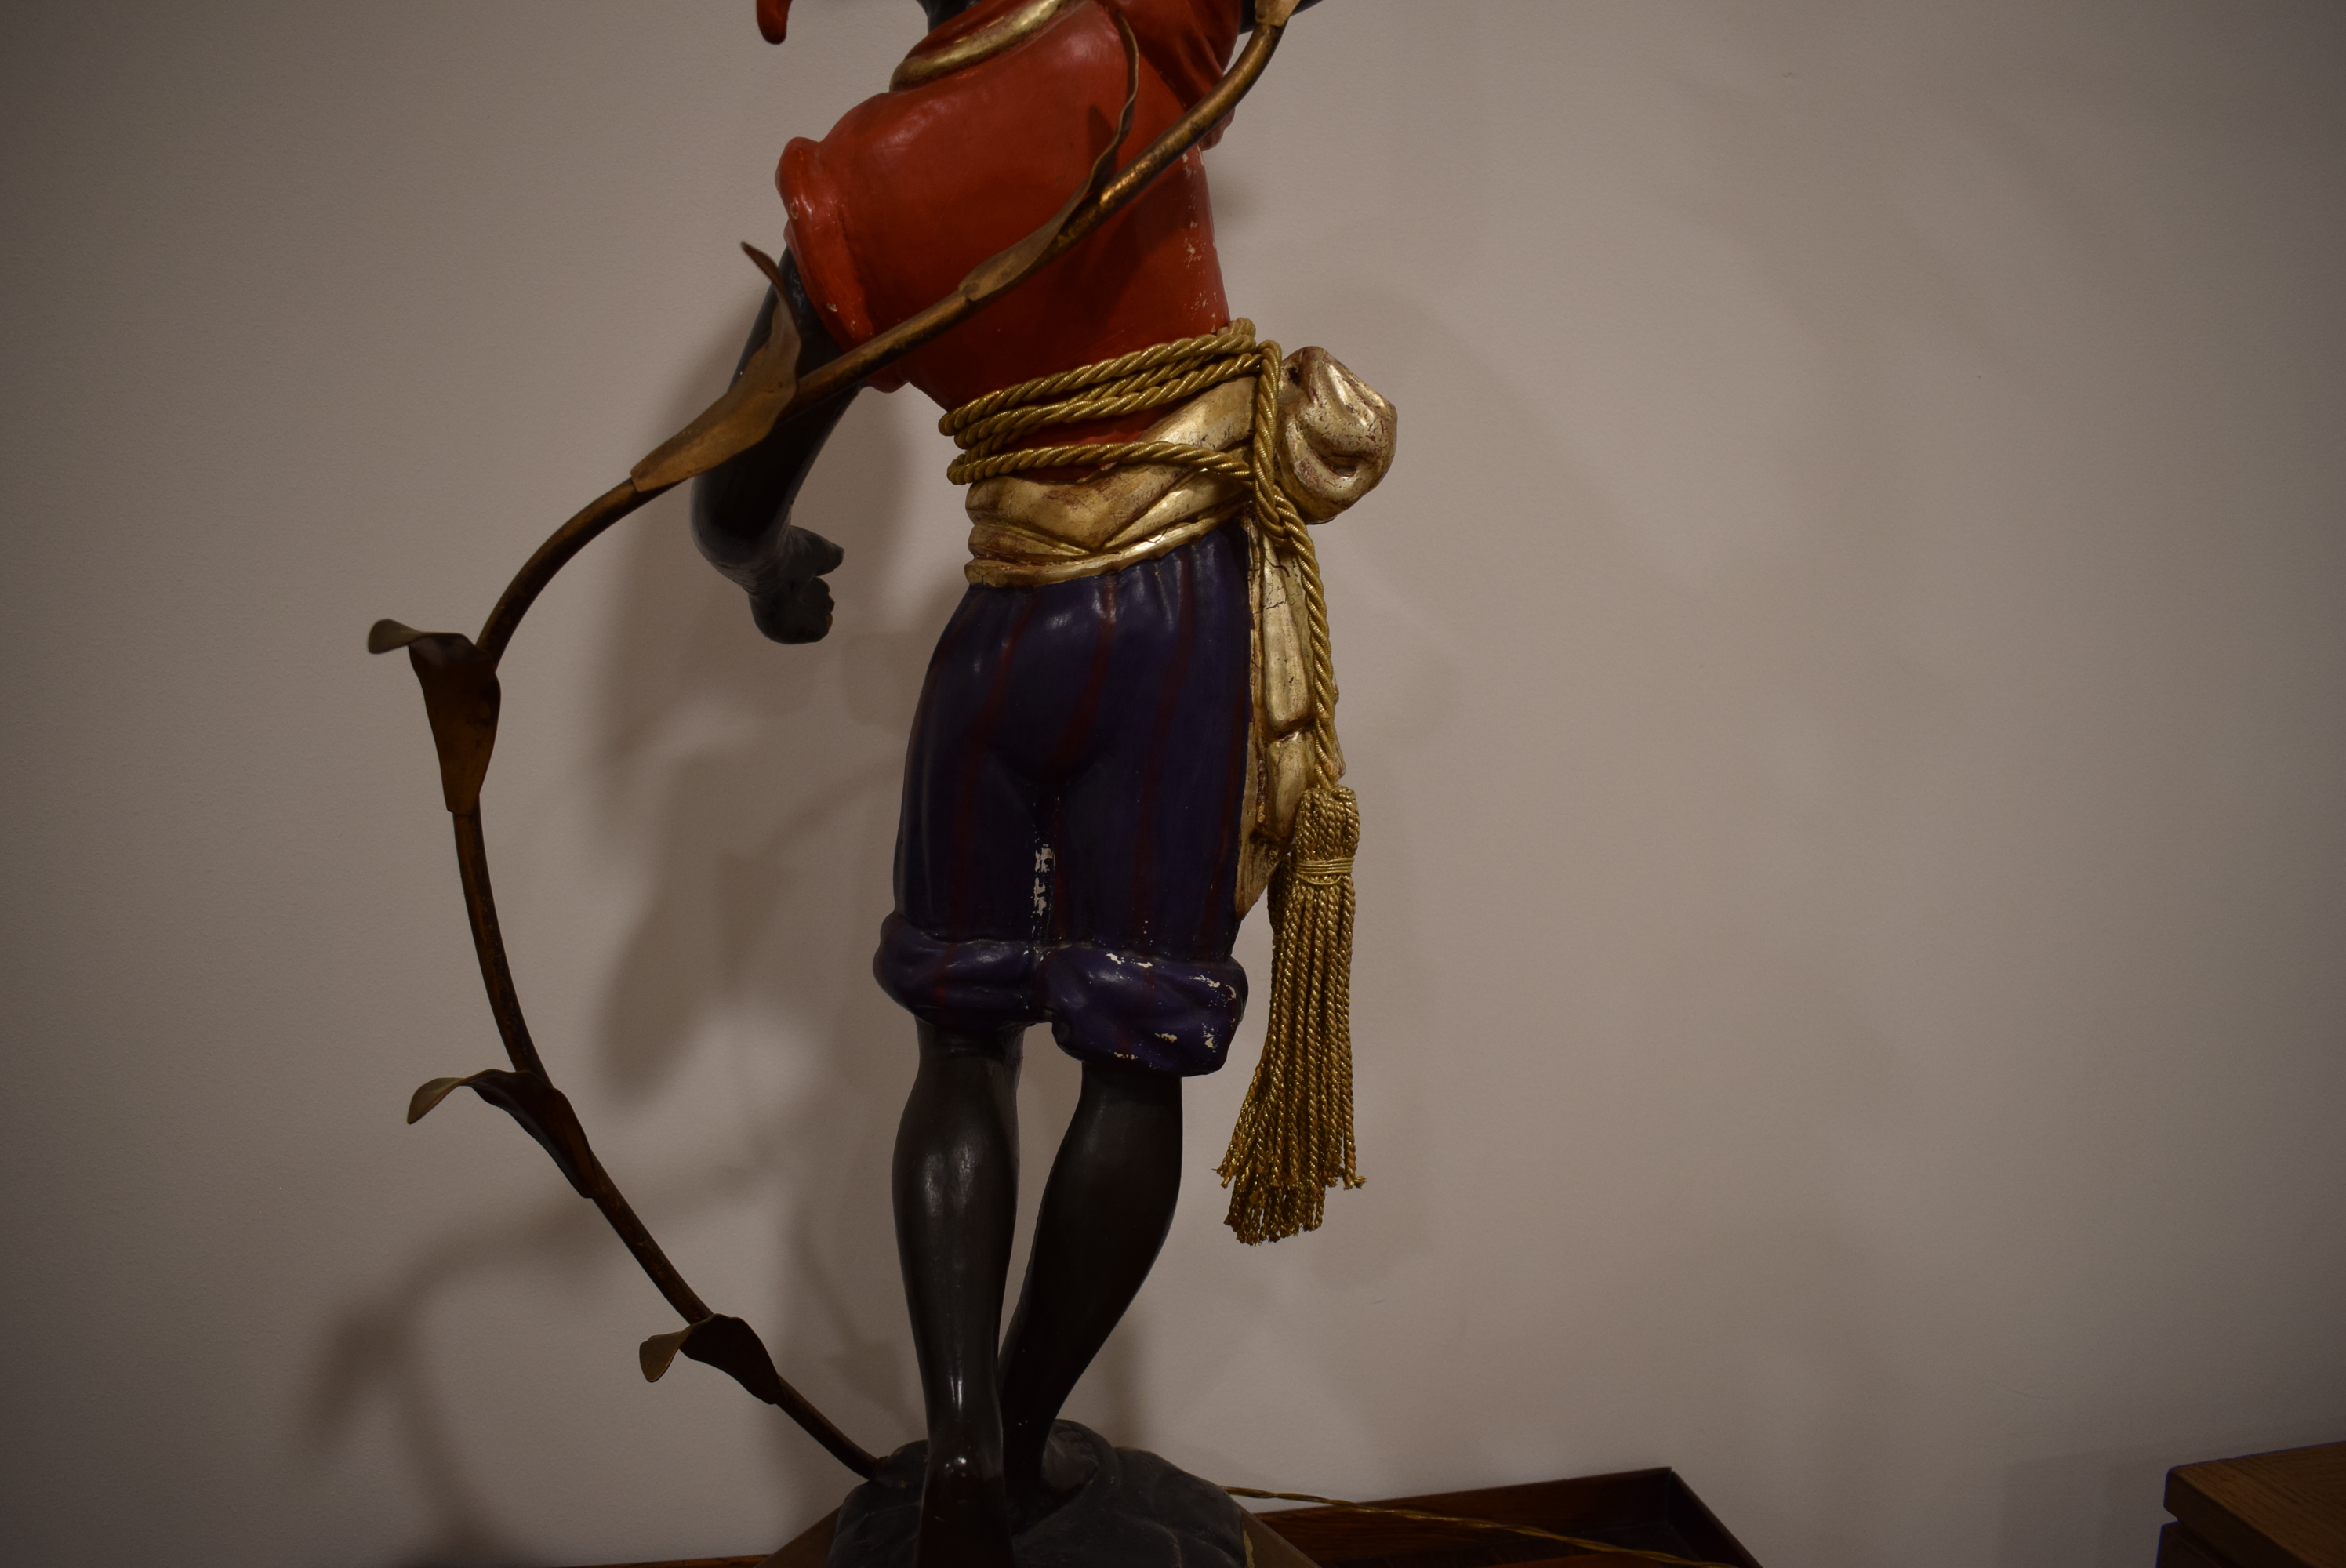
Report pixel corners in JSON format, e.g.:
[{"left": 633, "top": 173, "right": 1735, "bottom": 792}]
[
  {"left": 829, "top": 1423, "right": 1247, "bottom": 1568},
  {"left": 567, "top": 1459, "right": 1767, "bottom": 1568}
]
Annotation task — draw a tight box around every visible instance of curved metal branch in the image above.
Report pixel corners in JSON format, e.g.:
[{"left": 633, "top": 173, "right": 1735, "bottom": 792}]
[{"left": 478, "top": 478, "right": 664, "bottom": 663}]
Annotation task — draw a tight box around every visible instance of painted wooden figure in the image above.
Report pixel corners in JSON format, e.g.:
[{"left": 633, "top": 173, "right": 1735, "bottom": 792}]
[
  {"left": 377, "top": 2, "right": 1389, "bottom": 1563},
  {"left": 697, "top": 2, "right": 1392, "bottom": 1563}
]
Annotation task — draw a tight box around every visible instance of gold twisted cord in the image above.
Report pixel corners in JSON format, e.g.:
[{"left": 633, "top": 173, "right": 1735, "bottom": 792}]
[
  {"left": 946, "top": 355, "right": 1260, "bottom": 457},
  {"left": 1222, "top": 1488, "right": 1742, "bottom": 1568},
  {"left": 942, "top": 318, "right": 1258, "bottom": 433},
  {"left": 947, "top": 439, "right": 1253, "bottom": 488}
]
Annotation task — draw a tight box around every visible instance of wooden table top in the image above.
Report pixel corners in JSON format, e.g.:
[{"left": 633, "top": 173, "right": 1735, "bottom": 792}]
[{"left": 2164, "top": 1441, "right": 2346, "bottom": 1568}]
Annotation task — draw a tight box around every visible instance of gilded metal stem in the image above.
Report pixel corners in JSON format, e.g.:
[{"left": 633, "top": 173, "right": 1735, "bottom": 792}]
[
  {"left": 477, "top": 477, "right": 664, "bottom": 663},
  {"left": 451, "top": 807, "right": 547, "bottom": 1081}
]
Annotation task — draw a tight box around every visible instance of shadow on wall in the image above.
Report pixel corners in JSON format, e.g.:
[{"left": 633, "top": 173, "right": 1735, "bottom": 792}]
[
  {"left": 577, "top": 319, "right": 946, "bottom": 1499},
  {"left": 307, "top": 300, "right": 953, "bottom": 1563},
  {"left": 303, "top": 1173, "right": 791, "bottom": 1568},
  {"left": 311, "top": 286, "right": 1141, "bottom": 1563}
]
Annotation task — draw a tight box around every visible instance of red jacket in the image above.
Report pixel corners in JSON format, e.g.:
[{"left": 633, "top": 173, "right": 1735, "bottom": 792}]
[{"left": 779, "top": 0, "right": 1237, "bottom": 420}]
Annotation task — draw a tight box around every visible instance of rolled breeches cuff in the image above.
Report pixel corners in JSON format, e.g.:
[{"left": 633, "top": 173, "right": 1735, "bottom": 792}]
[{"left": 875, "top": 914, "right": 1246, "bottom": 1076}]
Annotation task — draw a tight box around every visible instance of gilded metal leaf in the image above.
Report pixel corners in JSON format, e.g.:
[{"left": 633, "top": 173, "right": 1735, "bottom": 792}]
[
  {"left": 370, "top": 624, "right": 500, "bottom": 814},
  {"left": 630, "top": 247, "right": 804, "bottom": 492},
  {"left": 406, "top": 1073, "right": 482, "bottom": 1123},
  {"left": 672, "top": 1314, "right": 794, "bottom": 1406},
  {"left": 638, "top": 1325, "right": 694, "bottom": 1382},
  {"left": 367, "top": 618, "right": 425, "bottom": 655},
  {"left": 406, "top": 1067, "right": 596, "bottom": 1200},
  {"left": 634, "top": 1314, "right": 878, "bottom": 1476}
]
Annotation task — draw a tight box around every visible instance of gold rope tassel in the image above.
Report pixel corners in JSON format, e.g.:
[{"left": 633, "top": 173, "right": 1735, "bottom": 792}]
[{"left": 1218, "top": 782, "right": 1362, "bottom": 1243}]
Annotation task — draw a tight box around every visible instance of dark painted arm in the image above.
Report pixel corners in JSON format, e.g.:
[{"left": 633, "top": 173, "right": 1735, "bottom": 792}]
[{"left": 691, "top": 251, "right": 860, "bottom": 644}]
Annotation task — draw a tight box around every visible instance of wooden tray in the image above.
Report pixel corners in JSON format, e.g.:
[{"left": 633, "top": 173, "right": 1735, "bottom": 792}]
[
  {"left": 1250, "top": 1468, "right": 1763, "bottom": 1567},
  {"left": 571, "top": 1465, "right": 1763, "bottom": 1568}
]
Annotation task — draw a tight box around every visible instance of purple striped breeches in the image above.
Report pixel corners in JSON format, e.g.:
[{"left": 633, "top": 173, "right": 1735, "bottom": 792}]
[{"left": 874, "top": 524, "right": 1251, "bottom": 1076}]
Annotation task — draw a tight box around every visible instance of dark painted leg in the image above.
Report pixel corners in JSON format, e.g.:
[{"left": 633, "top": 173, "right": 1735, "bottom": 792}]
[
  {"left": 895, "top": 1022, "right": 1024, "bottom": 1568},
  {"left": 998, "top": 1058, "right": 1184, "bottom": 1521}
]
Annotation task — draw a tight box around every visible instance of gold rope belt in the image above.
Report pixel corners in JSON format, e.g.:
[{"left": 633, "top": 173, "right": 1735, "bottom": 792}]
[
  {"left": 939, "top": 320, "right": 1365, "bottom": 1244},
  {"left": 940, "top": 318, "right": 1340, "bottom": 786}
]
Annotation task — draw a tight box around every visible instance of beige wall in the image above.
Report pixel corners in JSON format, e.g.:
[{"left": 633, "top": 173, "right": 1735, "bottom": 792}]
[{"left": 5, "top": 2, "right": 2342, "bottom": 1564}]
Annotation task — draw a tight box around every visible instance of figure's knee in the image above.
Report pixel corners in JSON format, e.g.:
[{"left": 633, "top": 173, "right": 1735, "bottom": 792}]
[
  {"left": 914, "top": 1018, "right": 1026, "bottom": 1069},
  {"left": 1080, "top": 1053, "right": 1182, "bottom": 1110}
]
